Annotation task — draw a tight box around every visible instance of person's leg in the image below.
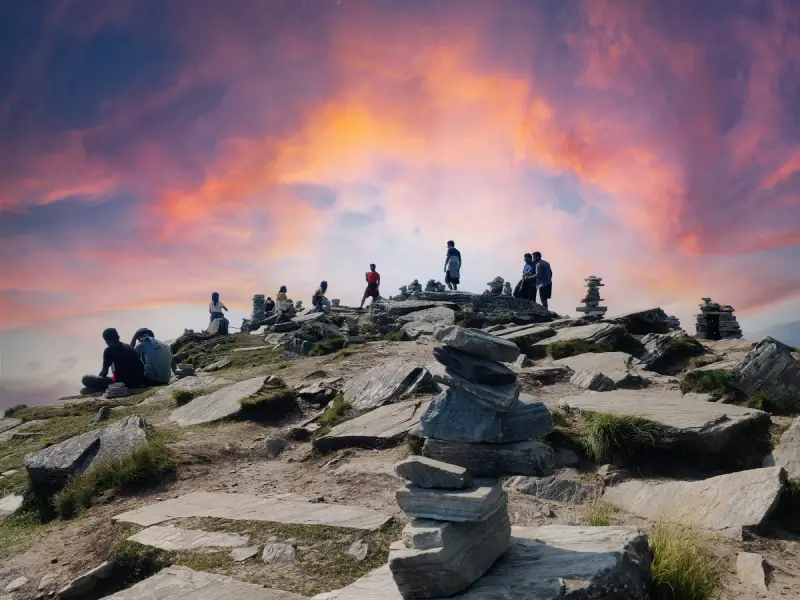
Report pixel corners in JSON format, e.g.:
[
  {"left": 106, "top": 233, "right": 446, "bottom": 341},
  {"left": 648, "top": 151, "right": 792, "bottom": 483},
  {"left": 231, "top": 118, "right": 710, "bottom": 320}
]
[
  {"left": 81, "top": 375, "right": 111, "bottom": 393},
  {"left": 540, "top": 284, "right": 552, "bottom": 309}
]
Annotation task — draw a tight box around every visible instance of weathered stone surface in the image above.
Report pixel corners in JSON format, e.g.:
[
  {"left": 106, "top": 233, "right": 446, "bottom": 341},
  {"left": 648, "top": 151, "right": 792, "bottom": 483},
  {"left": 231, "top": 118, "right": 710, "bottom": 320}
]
[
  {"left": 394, "top": 456, "right": 472, "bottom": 489},
  {"left": 202, "top": 358, "right": 232, "bottom": 372},
  {"left": 128, "top": 525, "right": 250, "bottom": 551},
  {"left": 529, "top": 323, "right": 628, "bottom": 358},
  {"left": 24, "top": 415, "right": 147, "bottom": 495},
  {"left": 0, "top": 493, "right": 23, "bottom": 516},
  {"left": 420, "top": 390, "right": 552, "bottom": 443},
  {"left": 4, "top": 576, "right": 28, "bottom": 593},
  {"left": 422, "top": 438, "right": 556, "bottom": 478},
  {"left": 554, "top": 449, "right": 580, "bottom": 468},
  {"left": 397, "top": 306, "right": 456, "bottom": 326},
  {"left": 734, "top": 337, "right": 800, "bottom": 412},
  {"left": 435, "top": 326, "right": 521, "bottom": 363},
  {"left": 607, "top": 308, "right": 670, "bottom": 335},
  {"left": 427, "top": 363, "right": 519, "bottom": 412},
  {"left": 264, "top": 436, "right": 287, "bottom": 459},
  {"left": 58, "top": 562, "right": 113, "bottom": 598},
  {"left": 401, "top": 321, "right": 435, "bottom": 340},
  {"left": 169, "top": 376, "right": 267, "bottom": 426},
  {"left": 292, "top": 312, "right": 328, "bottom": 325},
  {"left": 273, "top": 321, "right": 300, "bottom": 333},
  {"left": 433, "top": 346, "right": 516, "bottom": 386},
  {"left": 312, "top": 525, "right": 652, "bottom": 600},
  {"left": 396, "top": 479, "right": 506, "bottom": 522},
  {"left": 763, "top": 416, "right": 800, "bottom": 480},
  {"left": 497, "top": 325, "right": 557, "bottom": 353},
  {"left": 736, "top": 552, "right": 768, "bottom": 592},
  {"left": 686, "top": 359, "right": 738, "bottom": 374},
  {"left": 314, "top": 399, "right": 430, "bottom": 454},
  {"left": 0, "top": 418, "right": 23, "bottom": 442},
  {"left": 347, "top": 540, "right": 370, "bottom": 561},
  {"left": 342, "top": 360, "right": 433, "bottom": 411},
  {"left": 560, "top": 389, "right": 769, "bottom": 453},
  {"left": 102, "top": 565, "right": 307, "bottom": 599},
  {"left": 114, "top": 491, "right": 391, "bottom": 530},
  {"left": 638, "top": 331, "right": 703, "bottom": 372},
  {"left": 262, "top": 543, "right": 296, "bottom": 564},
  {"left": 231, "top": 546, "right": 260, "bottom": 562},
  {"left": 93, "top": 405, "right": 111, "bottom": 423},
  {"left": 555, "top": 352, "right": 648, "bottom": 389},
  {"left": 519, "top": 365, "right": 572, "bottom": 385},
  {"left": 389, "top": 505, "right": 510, "bottom": 598},
  {"left": 170, "top": 375, "right": 233, "bottom": 391},
  {"left": 570, "top": 370, "right": 616, "bottom": 391},
  {"left": 384, "top": 300, "right": 459, "bottom": 317},
  {"left": 604, "top": 467, "right": 786, "bottom": 535},
  {"left": 597, "top": 464, "right": 630, "bottom": 485},
  {"left": 509, "top": 473, "right": 599, "bottom": 504}
]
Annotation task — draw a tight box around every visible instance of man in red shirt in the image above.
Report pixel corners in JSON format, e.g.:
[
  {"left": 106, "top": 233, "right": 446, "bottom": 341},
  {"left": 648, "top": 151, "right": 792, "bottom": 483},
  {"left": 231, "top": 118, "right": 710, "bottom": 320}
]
[{"left": 360, "top": 263, "right": 381, "bottom": 309}]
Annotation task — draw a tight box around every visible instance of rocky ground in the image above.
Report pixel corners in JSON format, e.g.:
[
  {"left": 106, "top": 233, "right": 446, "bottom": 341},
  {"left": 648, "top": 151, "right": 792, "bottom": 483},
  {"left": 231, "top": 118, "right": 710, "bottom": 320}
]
[{"left": 1, "top": 294, "right": 799, "bottom": 599}]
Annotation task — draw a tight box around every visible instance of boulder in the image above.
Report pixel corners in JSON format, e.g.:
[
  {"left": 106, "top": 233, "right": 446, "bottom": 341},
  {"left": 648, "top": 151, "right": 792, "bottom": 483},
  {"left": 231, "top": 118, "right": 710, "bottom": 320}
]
[
  {"left": 420, "top": 390, "right": 552, "bottom": 443},
  {"left": 607, "top": 308, "right": 670, "bottom": 335},
  {"left": 348, "top": 540, "right": 370, "bottom": 561},
  {"left": 427, "top": 363, "right": 519, "bottom": 412},
  {"left": 422, "top": 438, "right": 556, "bottom": 477},
  {"left": 733, "top": 337, "right": 800, "bottom": 412},
  {"left": 169, "top": 377, "right": 268, "bottom": 426},
  {"left": 570, "top": 370, "right": 616, "bottom": 391},
  {"left": 736, "top": 552, "right": 768, "bottom": 592},
  {"left": 435, "top": 326, "right": 521, "bottom": 363},
  {"left": 395, "top": 479, "right": 506, "bottom": 522},
  {"left": 597, "top": 464, "right": 630, "bottom": 485},
  {"left": 397, "top": 306, "right": 456, "bottom": 326},
  {"left": 93, "top": 405, "right": 111, "bottom": 423},
  {"left": 471, "top": 294, "right": 553, "bottom": 321},
  {"left": 264, "top": 436, "right": 287, "bottom": 459},
  {"left": 559, "top": 389, "right": 769, "bottom": 454},
  {"left": 638, "top": 331, "right": 704, "bottom": 373},
  {"left": 604, "top": 467, "right": 786, "bottom": 536},
  {"left": 394, "top": 456, "right": 472, "bottom": 489},
  {"left": 763, "top": 416, "right": 800, "bottom": 480},
  {"left": 262, "top": 542, "right": 296, "bottom": 564},
  {"left": 528, "top": 323, "right": 628, "bottom": 359},
  {"left": 401, "top": 321, "right": 435, "bottom": 340},
  {"left": 342, "top": 360, "right": 434, "bottom": 411},
  {"left": 4, "top": 576, "right": 28, "bottom": 593},
  {"left": 497, "top": 325, "right": 557, "bottom": 353},
  {"left": 554, "top": 352, "right": 649, "bottom": 389},
  {"left": 273, "top": 321, "right": 300, "bottom": 333},
  {"left": 170, "top": 375, "right": 232, "bottom": 391},
  {"left": 24, "top": 416, "right": 148, "bottom": 495},
  {"left": 389, "top": 505, "right": 510, "bottom": 599},
  {"left": 433, "top": 347, "right": 516, "bottom": 386},
  {"left": 201, "top": 358, "right": 231, "bottom": 372}
]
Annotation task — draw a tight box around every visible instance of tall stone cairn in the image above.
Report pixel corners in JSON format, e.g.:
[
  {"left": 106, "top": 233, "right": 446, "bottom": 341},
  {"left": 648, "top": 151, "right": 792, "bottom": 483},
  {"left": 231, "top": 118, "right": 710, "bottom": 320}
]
[
  {"left": 252, "top": 294, "right": 267, "bottom": 322},
  {"left": 485, "top": 276, "right": 504, "bottom": 295},
  {"left": 576, "top": 275, "right": 608, "bottom": 316},
  {"left": 695, "top": 298, "right": 743, "bottom": 339},
  {"left": 389, "top": 456, "right": 511, "bottom": 599},
  {"left": 420, "top": 326, "right": 555, "bottom": 478},
  {"left": 408, "top": 279, "right": 423, "bottom": 294}
]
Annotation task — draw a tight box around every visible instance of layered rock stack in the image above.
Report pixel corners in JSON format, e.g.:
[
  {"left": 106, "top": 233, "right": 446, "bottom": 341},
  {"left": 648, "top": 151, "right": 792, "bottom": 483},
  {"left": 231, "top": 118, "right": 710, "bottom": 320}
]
[
  {"left": 576, "top": 276, "right": 607, "bottom": 316},
  {"left": 408, "top": 279, "right": 423, "bottom": 294},
  {"left": 252, "top": 294, "right": 267, "bottom": 322},
  {"left": 295, "top": 300, "right": 303, "bottom": 310},
  {"left": 398, "top": 285, "right": 408, "bottom": 296},
  {"left": 421, "top": 326, "right": 555, "bottom": 477},
  {"left": 425, "top": 279, "right": 439, "bottom": 292},
  {"left": 389, "top": 456, "right": 510, "bottom": 599},
  {"left": 695, "top": 298, "right": 743, "bottom": 339},
  {"left": 485, "top": 276, "right": 504, "bottom": 294},
  {"left": 502, "top": 281, "right": 512, "bottom": 295},
  {"left": 664, "top": 315, "right": 681, "bottom": 330}
]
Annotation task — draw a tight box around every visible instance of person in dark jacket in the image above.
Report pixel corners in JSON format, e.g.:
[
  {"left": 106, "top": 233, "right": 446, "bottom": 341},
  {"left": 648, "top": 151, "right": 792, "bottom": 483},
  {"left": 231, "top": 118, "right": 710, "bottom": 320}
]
[{"left": 81, "top": 328, "right": 151, "bottom": 393}]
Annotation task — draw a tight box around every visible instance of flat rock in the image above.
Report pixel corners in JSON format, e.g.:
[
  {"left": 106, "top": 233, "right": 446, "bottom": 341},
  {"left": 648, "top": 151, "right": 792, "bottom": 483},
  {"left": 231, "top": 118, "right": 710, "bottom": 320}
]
[
  {"left": 734, "top": 337, "right": 800, "bottom": 412},
  {"left": 638, "top": 331, "right": 703, "bottom": 372},
  {"left": 737, "top": 552, "right": 768, "bottom": 592},
  {"left": 101, "top": 565, "right": 307, "bottom": 599},
  {"left": 397, "top": 306, "right": 456, "bottom": 326},
  {"left": 58, "top": 561, "right": 113, "bottom": 598},
  {"left": 529, "top": 323, "right": 627, "bottom": 358},
  {"left": 559, "top": 389, "right": 769, "bottom": 454},
  {"left": 433, "top": 347, "right": 516, "bottom": 386},
  {"left": 342, "top": 360, "right": 433, "bottom": 411},
  {"left": 401, "top": 321, "right": 435, "bottom": 340},
  {"left": 423, "top": 438, "right": 555, "bottom": 478},
  {"left": 389, "top": 505, "right": 510, "bottom": 598},
  {"left": 4, "top": 576, "right": 28, "bottom": 593},
  {"left": 604, "top": 467, "right": 786, "bottom": 535},
  {"left": 0, "top": 494, "right": 23, "bottom": 516},
  {"left": 384, "top": 300, "right": 459, "bottom": 317},
  {"left": 394, "top": 456, "right": 472, "bottom": 489},
  {"left": 262, "top": 543, "right": 296, "bottom": 564},
  {"left": 202, "top": 358, "right": 232, "bottom": 372},
  {"left": 686, "top": 359, "right": 738, "bottom": 374},
  {"left": 231, "top": 546, "right": 261, "bottom": 562},
  {"left": 554, "top": 352, "right": 648, "bottom": 388},
  {"left": 396, "top": 479, "right": 506, "bottom": 522},
  {"left": 607, "top": 308, "right": 670, "bottom": 335},
  {"left": 435, "top": 326, "right": 521, "bottom": 363},
  {"left": 0, "top": 418, "right": 22, "bottom": 442},
  {"left": 113, "top": 491, "right": 391, "bottom": 530},
  {"left": 764, "top": 416, "right": 800, "bottom": 479},
  {"left": 169, "top": 376, "right": 267, "bottom": 426},
  {"left": 420, "top": 390, "right": 552, "bottom": 443},
  {"left": 292, "top": 312, "right": 328, "bottom": 325},
  {"left": 24, "top": 415, "right": 147, "bottom": 495},
  {"left": 314, "top": 399, "right": 430, "bottom": 454},
  {"left": 497, "top": 325, "right": 557, "bottom": 353},
  {"left": 128, "top": 525, "right": 251, "bottom": 551},
  {"left": 508, "top": 474, "right": 599, "bottom": 504},
  {"left": 570, "top": 370, "right": 616, "bottom": 391},
  {"left": 170, "top": 375, "right": 233, "bottom": 391},
  {"left": 312, "top": 525, "right": 652, "bottom": 600},
  {"left": 427, "top": 363, "right": 519, "bottom": 412}
]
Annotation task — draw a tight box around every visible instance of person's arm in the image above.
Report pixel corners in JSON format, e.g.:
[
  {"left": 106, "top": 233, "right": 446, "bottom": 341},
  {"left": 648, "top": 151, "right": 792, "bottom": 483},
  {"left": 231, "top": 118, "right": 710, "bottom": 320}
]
[
  {"left": 376, "top": 274, "right": 380, "bottom": 287},
  {"left": 535, "top": 262, "right": 544, "bottom": 284},
  {"left": 222, "top": 302, "right": 228, "bottom": 312},
  {"left": 99, "top": 348, "right": 112, "bottom": 378},
  {"left": 130, "top": 333, "right": 138, "bottom": 346}
]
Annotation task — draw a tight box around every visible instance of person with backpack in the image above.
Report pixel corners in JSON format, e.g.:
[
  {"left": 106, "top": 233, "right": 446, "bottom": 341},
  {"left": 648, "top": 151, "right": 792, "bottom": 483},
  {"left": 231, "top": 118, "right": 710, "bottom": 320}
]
[
  {"left": 131, "top": 328, "right": 176, "bottom": 385},
  {"left": 532, "top": 251, "right": 553, "bottom": 309},
  {"left": 311, "top": 281, "right": 331, "bottom": 313},
  {"left": 444, "top": 241, "right": 461, "bottom": 291}
]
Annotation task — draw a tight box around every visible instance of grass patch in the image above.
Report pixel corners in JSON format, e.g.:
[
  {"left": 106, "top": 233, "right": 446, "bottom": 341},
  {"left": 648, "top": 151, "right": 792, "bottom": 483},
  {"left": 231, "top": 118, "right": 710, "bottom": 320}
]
[
  {"left": 334, "top": 348, "right": 355, "bottom": 360},
  {"left": 649, "top": 521, "right": 723, "bottom": 600},
  {"left": 746, "top": 390, "right": 793, "bottom": 415},
  {"left": 680, "top": 369, "right": 735, "bottom": 400},
  {"left": 313, "top": 394, "right": 356, "bottom": 437},
  {"left": 237, "top": 386, "right": 299, "bottom": 421},
  {"left": 172, "top": 389, "right": 206, "bottom": 406},
  {"left": 580, "top": 412, "right": 663, "bottom": 464},
  {"left": 223, "top": 347, "right": 285, "bottom": 371},
  {"left": 384, "top": 329, "right": 409, "bottom": 342},
  {"left": 0, "top": 511, "right": 48, "bottom": 560},
  {"left": 546, "top": 339, "right": 593, "bottom": 359},
  {"left": 579, "top": 500, "right": 617, "bottom": 526},
  {"left": 54, "top": 438, "right": 176, "bottom": 519},
  {"left": 309, "top": 337, "right": 346, "bottom": 357},
  {"left": 689, "top": 356, "right": 720, "bottom": 369}
]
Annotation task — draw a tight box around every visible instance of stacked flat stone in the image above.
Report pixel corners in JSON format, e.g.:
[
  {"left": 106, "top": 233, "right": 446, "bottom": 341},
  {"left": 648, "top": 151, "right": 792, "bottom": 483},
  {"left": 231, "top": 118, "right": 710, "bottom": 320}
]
[
  {"left": 485, "top": 276, "right": 504, "bottom": 295},
  {"left": 421, "top": 326, "right": 554, "bottom": 476},
  {"left": 425, "top": 279, "right": 439, "bottom": 292},
  {"left": 408, "top": 279, "right": 423, "bottom": 294},
  {"left": 502, "top": 281, "right": 512, "bottom": 295},
  {"left": 389, "top": 456, "right": 510, "bottom": 599},
  {"left": 331, "top": 299, "right": 340, "bottom": 306},
  {"left": 105, "top": 382, "right": 132, "bottom": 399},
  {"left": 576, "top": 276, "right": 607, "bottom": 316},
  {"left": 398, "top": 285, "right": 408, "bottom": 296},
  {"left": 295, "top": 300, "right": 303, "bottom": 309},
  {"left": 695, "top": 298, "right": 743, "bottom": 339},
  {"left": 664, "top": 315, "right": 681, "bottom": 330},
  {"left": 252, "top": 294, "right": 267, "bottom": 322}
]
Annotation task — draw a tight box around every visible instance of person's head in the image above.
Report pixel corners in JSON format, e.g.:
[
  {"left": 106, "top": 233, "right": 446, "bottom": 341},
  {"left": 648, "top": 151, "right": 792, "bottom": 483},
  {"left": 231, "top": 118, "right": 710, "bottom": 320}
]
[
  {"left": 102, "top": 327, "right": 120, "bottom": 346},
  {"left": 133, "top": 328, "right": 155, "bottom": 343},
  {"left": 447, "top": 240, "right": 455, "bottom": 248},
  {"left": 532, "top": 251, "right": 542, "bottom": 261},
  {"left": 267, "top": 297, "right": 272, "bottom": 301},
  {"left": 369, "top": 263, "right": 376, "bottom": 271},
  {"left": 320, "top": 280, "right": 328, "bottom": 290},
  {"left": 524, "top": 253, "right": 533, "bottom": 263},
  {"left": 279, "top": 285, "right": 287, "bottom": 293},
  {"left": 211, "top": 292, "right": 220, "bottom": 304}
]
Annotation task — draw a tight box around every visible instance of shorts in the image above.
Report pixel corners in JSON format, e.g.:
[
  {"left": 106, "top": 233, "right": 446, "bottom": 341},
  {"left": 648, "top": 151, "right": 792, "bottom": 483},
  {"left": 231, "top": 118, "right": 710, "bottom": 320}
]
[
  {"left": 364, "top": 282, "right": 379, "bottom": 298},
  {"left": 538, "top": 284, "right": 552, "bottom": 300},
  {"left": 445, "top": 271, "right": 460, "bottom": 285}
]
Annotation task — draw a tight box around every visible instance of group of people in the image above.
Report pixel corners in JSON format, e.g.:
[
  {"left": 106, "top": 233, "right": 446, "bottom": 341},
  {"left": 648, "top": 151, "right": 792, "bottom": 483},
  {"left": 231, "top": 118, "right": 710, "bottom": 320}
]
[{"left": 514, "top": 251, "right": 553, "bottom": 309}]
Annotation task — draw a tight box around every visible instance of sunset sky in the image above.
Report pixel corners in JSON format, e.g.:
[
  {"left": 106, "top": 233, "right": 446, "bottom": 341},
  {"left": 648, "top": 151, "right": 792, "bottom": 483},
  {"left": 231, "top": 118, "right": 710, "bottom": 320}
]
[{"left": 1, "top": 0, "right": 798, "bottom": 407}]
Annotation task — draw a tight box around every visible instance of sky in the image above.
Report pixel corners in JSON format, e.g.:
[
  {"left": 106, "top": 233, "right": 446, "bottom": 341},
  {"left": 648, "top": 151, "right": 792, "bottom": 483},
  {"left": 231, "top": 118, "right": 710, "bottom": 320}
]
[{"left": 0, "top": 0, "right": 798, "bottom": 408}]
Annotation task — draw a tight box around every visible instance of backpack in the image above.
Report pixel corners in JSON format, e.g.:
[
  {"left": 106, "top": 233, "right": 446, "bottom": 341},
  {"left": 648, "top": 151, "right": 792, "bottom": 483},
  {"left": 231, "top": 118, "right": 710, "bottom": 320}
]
[{"left": 311, "top": 294, "right": 320, "bottom": 306}]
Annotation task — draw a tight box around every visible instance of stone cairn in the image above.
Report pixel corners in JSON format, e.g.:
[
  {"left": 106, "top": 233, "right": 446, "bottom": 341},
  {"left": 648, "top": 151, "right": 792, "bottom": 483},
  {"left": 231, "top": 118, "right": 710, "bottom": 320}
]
[
  {"left": 576, "top": 276, "right": 607, "bottom": 316},
  {"left": 485, "top": 276, "right": 504, "bottom": 294},
  {"left": 295, "top": 300, "right": 303, "bottom": 310},
  {"left": 398, "top": 285, "right": 408, "bottom": 296},
  {"left": 389, "top": 456, "right": 511, "bottom": 598},
  {"left": 408, "top": 279, "right": 423, "bottom": 294},
  {"left": 664, "top": 315, "right": 681, "bottom": 330},
  {"left": 695, "top": 298, "right": 743, "bottom": 339},
  {"left": 502, "top": 281, "right": 512, "bottom": 295},
  {"left": 252, "top": 294, "right": 267, "bottom": 322},
  {"left": 425, "top": 279, "right": 438, "bottom": 292},
  {"left": 331, "top": 299, "right": 340, "bottom": 306},
  {"left": 420, "top": 326, "right": 554, "bottom": 476}
]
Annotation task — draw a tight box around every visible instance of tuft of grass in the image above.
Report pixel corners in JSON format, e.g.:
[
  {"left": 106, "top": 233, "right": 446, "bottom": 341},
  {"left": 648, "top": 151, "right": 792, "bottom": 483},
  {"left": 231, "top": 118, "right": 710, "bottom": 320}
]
[
  {"left": 172, "top": 389, "right": 206, "bottom": 406},
  {"left": 680, "top": 369, "right": 735, "bottom": 400},
  {"left": 54, "top": 440, "right": 176, "bottom": 519},
  {"left": 309, "top": 337, "right": 346, "bottom": 357},
  {"left": 334, "top": 348, "right": 354, "bottom": 360},
  {"left": 384, "top": 329, "right": 409, "bottom": 342},
  {"left": 314, "top": 394, "right": 355, "bottom": 437},
  {"left": 689, "top": 356, "right": 719, "bottom": 369},
  {"left": 649, "top": 521, "right": 723, "bottom": 600},
  {"left": 237, "top": 387, "right": 299, "bottom": 421},
  {"left": 579, "top": 500, "right": 617, "bottom": 526},
  {"left": 0, "top": 510, "right": 47, "bottom": 560},
  {"left": 547, "top": 339, "right": 593, "bottom": 359},
  {"left": 3, "top": 403, "right": 28, "bottom": 418},
  {"left": 580, "top": 412, "right": 663, "bottom": 463}
]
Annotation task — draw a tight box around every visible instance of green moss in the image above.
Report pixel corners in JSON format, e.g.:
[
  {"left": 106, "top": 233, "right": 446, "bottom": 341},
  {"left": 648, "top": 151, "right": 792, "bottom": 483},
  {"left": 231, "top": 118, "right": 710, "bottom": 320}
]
[
  {"left": 680, "top": 369, "right": 735, "bottom": 400},
  {"left": 173, "top": 389, "right": 206, "bottom": 406},
  {"left": 546, "top": 339, "right": 593, "bottom": 359},
  {"left": 237, "top": 387, "right": 299, "bottom": 421},
  {"left": 384, "top": 330, "right": 409, "bottom": 342},
  {"left": 309, "top": 337, "right": 346, "bottom": 357}
]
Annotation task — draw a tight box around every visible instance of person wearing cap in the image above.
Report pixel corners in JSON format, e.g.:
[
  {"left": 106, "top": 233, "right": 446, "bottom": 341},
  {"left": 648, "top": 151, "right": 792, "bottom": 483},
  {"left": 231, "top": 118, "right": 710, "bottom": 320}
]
[
  {"left": 311, "top": 281, "right": 331, "bottom": 313},
  {"left": 131, "top": 328, "right": 176, "bottom": 385},
  {"left": 81, "top": 327, "right": 146, "bottom": 394},
  {"left": 359, "top": 264, "right": 381, "bottom": 309}
]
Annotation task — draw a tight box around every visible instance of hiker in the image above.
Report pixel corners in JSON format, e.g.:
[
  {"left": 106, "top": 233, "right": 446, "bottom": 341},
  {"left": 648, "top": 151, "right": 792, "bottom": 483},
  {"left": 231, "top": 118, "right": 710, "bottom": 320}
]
[
  {"left": 359, "top": 264, "right": 381, "bottom": 309},
  {"left": 532, "top": 251, "right": 553, "bottom": 309},
  {"left": 265, "top": 297, "right": 276, "bottom": 313},
  {"left": 81, "top": 328, "right": 150, "bottom": 394},
  {"left": 209, "top": 292, "right": 228, "bottom": 322},
  {"left": 311, "top": 281, "right": 331, "bottom": 313},
  {"left": 444, "top": 241, "right": 461, "bottom": 291},
  {"left": 514, "top": 253, "right": 537, "bottom": 300},
  {"left": 131, "top": 328, "right": 176, "bottom": 385},
  {"left": 275, "top": 286, "right": 290, "bottom": 322}
]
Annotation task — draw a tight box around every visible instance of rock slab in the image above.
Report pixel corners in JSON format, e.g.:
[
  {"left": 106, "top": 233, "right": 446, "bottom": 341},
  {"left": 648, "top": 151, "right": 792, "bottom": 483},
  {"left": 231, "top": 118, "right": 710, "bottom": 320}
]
[
  {"left": 395, "top": 480, "right": 505, "bottom": 522},
  {"left": 0, "top": 493, "right": 23, "bottom": 516},
  {"left": 554, "top": 352, "right": 648, "bottom": 389},
  {"left": 422, "top": 438, "right": 555, "bottom": 478},
  {"left": 509, "top": 474, "right": 599, "bottom": 504},
  {"left": 169, "top": 377, "right": 267, "bottom": 426},
  {"left": 342, "top": 360, "right": 433, "bottom": 411},
  {"left": 427, "top": 362, "right": 519, "bottom": 412},
  {"left": 764, "top": 416, "right": 800, "bottom": 480},
  {"left": 128, "top": 525, "right": 251, "bottom": 551},
  {"left": 734, "top": 336, "right": 800, "bottom": 412},
  {"left": 435, "top": 326, "right": 521, "bottom": 363},
  {"left": 433, "top": 347, "right": 516, "bottom": 386},
  {"left": 529, "top": 323, "right": 626, "bottom": 358},
  {"left": 394, "top": 456, "right": 472, "bottom": 489},
  {"left": 736, "top": 552, "right": 768, "bottom": 592}
]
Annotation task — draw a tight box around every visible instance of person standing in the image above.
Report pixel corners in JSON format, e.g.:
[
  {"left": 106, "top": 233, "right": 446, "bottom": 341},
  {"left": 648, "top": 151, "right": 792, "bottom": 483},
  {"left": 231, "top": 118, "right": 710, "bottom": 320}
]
[
  {"left": 444, "top": 241, "right": 462, "bottom": 291},
  {"left": 209, "top": 292, "right": 228, "bottom": 321},
  {"left": 532, "top": 251, "right": 553, "bottom": 309},
  {"left": 275, "top": 286, "right": 290, "bottom": 322},
  {"left": 520, "top": 253, "right": 537, "bottom": 300},
  {"left": 360, "top": 264, "right": 381, "bottom": 309}
]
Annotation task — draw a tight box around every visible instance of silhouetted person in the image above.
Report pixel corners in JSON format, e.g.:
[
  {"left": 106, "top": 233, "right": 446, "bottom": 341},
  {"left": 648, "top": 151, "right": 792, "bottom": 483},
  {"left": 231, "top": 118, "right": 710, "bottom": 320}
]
[
  {"left": 81, "top": 328, "right": 147, "bottom": 394},
  {"left": 444, "top": 241, "right": 461, "bottom": 290},
  {"left": 360, "top": 264, "right": 381, "bottom": 309},
  {"left": 532, "top": 251, "right": 553, "bottom": 309}
]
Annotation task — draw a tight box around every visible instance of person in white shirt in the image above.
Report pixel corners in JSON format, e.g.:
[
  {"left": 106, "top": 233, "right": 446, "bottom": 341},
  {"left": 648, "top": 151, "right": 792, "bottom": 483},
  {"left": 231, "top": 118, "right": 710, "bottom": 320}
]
[{"left": 209, "top": 292, "right": 228, "bottom": 321}]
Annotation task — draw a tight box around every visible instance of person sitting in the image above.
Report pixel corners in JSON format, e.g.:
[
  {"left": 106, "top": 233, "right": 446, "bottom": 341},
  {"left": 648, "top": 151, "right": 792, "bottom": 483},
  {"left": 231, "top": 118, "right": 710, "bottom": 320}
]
[
  {"left": 81, "top": 328, "right": 149, "bottom": 394},
  {"left": 209, "top": 292, "right": 228, "bottom": 321},
  {"left": 131, "top": 328, "right": 176, "bottom": 385},
  {"left": 521, "top": 253, "right": 538, "bottom": 300},
  {"left": 275, "top": 286, "right": 290, "bottom": 322},
  {"left": 311, "top": 281, "right": 331, "bottom": 313},
  {"left": 359, "top": 264, "right": 381, "bottom": 309},
  {"left": 264, "top": 297, "right": 276, "bottom": 312}
]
